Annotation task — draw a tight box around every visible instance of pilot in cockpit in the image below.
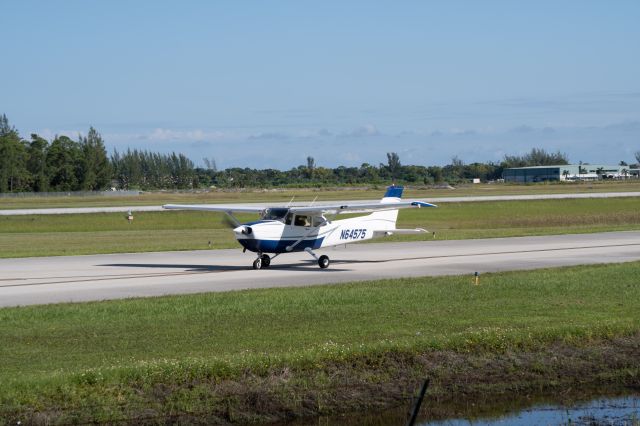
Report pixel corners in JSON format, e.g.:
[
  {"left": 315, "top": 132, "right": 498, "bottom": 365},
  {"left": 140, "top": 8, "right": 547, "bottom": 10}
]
[{"left": 294, "top": 215, "right": 310, "bottom": 227}]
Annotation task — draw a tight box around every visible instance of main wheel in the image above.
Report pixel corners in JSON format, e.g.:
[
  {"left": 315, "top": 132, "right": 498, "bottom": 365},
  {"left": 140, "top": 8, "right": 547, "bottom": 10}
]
[
  {"left": 252, "top": 258, "right": 262, "bottom": 269},
  {"left": 318, "top": 255, "right": 330, "bottom": 269},
  {"left": 261, "top": 254, "right": 271, "bottom": 268}
]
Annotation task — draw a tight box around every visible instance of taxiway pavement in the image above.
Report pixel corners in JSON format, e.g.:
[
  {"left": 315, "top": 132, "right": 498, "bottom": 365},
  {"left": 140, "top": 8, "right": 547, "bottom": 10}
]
[
  {"left": 1, "top": 231, "right": 639, "bottom": 307},
  {"left": 1, "top": 192, "right": 639, "bottom": 215}
]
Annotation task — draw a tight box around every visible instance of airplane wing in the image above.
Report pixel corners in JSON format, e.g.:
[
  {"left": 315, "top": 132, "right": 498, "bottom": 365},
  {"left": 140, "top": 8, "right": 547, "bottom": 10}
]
[
  {"left": 288, "top": 200, "right": 437, "bottom": 215},
  {"left": 162, "top": 204, "right": 268, "bottom": 213},
  {"left": 163, "top": 200, "right": 436, "bottom": 215}
]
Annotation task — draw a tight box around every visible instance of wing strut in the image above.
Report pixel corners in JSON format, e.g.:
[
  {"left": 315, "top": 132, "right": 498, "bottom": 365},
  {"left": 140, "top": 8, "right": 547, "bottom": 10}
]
[{"left": 285, "top": 219, "right": 327, "bottom": 252}]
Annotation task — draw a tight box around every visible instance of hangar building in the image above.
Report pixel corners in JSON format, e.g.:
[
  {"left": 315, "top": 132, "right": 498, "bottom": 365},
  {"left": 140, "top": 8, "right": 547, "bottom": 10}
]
[{"left": 503, "top": 164, "right": 639, "bottom": 183}]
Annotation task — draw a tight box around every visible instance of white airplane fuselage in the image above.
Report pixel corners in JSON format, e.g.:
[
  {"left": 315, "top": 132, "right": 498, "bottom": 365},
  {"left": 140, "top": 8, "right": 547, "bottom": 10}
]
[
  {"left": 233, "top": 201, "right": 400, "bottom": 254},
  {"left": 162, "top": 185, "right": 434, "bottom": 269}
]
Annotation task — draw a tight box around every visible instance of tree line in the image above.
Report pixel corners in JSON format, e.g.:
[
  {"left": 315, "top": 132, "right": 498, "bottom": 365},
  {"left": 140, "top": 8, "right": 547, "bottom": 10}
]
[
  {"left": 3, "top": 114, "right": 636, "bottom": 193},
  {"left": 184, "top": 149, "right": 574, "bottom": 189},
  {"left": 0, "top": 115, "right": 196, "bottom": 192}
]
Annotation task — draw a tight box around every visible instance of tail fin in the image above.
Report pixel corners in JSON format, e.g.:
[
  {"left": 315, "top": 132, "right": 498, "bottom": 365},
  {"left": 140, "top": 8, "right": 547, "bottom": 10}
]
[
  {"left": 381, "top": 185, "right": 403, "bottom": 203},
  {"left": 368, "top": 185, "right": 403, "bottom": 227}
]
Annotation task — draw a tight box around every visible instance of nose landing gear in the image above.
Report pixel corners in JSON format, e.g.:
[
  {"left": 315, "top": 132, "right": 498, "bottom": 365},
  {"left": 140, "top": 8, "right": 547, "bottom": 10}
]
[{"left": 252, "top": 253, "right": 271, "bottom": 269}]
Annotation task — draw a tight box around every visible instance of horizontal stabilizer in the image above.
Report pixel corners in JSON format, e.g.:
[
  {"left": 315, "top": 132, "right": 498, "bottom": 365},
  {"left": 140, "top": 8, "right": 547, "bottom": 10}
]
[{"left": 373, "top": 228, "right": 428, "bottom": 237}]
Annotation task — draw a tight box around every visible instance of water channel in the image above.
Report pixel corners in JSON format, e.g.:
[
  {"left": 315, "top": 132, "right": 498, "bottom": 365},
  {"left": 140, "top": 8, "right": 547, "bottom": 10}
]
[
  {"left": 426, "top": 395, "right": 640, "bottom": 425},
  {"left": 283, "top": 392, "right": 640, "bottom": 426}
]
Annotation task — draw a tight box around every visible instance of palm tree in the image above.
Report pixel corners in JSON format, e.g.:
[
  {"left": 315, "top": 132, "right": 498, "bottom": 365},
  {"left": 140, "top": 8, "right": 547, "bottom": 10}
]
[{"left": 578, "top": 161, "right": 584, "bottom": 181}]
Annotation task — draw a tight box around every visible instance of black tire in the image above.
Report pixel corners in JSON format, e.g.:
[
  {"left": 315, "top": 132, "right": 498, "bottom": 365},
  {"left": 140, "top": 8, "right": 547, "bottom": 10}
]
[
  {"left": 261, "top": 254, "right": 271, "bottom": 268},
  {"left": 252, "top": 258, "right": 262, "bottom": 269},
  {"left": 318, "top": 255, "right": 330, "bottom": 269}
]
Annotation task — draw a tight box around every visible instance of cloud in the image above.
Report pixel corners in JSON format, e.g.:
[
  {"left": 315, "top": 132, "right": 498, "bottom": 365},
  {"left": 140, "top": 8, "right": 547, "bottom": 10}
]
[
  {"left": 477, "top": 92, "right": 640, "bottom": 118},
  {"left": 395, "top": 130, "right": 417, "bottom": 138},
  {"left": 510, "top": 124, "right": 535, "bottom": 134},
  {"left": 449, "top": 128, "right": 477, "bottom": 136},
  {"left": 604, "top": 121, "right": 640, "bottom": 132},
  {"left": 248, "top": 132, "right": 290, "bottom": 140},
  {"left": 29, "top": 115, "right": 640, "bottom": 170},
  {"left": 339, "top": 124, "right": 380, "bottom": 138},
  {"left": 143, "top": 128, "right": 232, "bottom": 141},
  {"left": 489, "top": 97, "right": 561, "bottom": 109},
  {"left": 33, "top": 128, "right": 83, "bottom": 140}
]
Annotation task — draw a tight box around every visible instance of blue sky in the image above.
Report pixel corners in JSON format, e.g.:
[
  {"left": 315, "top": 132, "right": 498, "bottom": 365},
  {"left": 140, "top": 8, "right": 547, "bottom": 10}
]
[{"left": 2, "top": 1, "right": 639, "bottom": 168}]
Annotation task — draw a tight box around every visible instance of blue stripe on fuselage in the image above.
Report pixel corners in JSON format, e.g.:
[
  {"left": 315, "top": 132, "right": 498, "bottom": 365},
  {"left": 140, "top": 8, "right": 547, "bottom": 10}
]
[
  {"left": 238, "top": 237, "right": 325, "bottom": 253},
  {"left": 243, "top": 220, "right": 278, "bottom": 226}
]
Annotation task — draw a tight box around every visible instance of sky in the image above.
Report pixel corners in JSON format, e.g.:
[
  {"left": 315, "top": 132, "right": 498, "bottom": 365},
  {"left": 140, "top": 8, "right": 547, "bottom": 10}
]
[{"left": 2, "top": 1, "right": 640, "bottom": 169}]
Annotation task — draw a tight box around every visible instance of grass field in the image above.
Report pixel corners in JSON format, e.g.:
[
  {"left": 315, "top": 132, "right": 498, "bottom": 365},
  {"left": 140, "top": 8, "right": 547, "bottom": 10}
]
[
  {"left": 1, "top": 197, "right": 639, "bottom": 257},
  {"left": 1, "top": 262, "right": 639, "bottom": 423},
  {"left": 1, "top": 180, "right": 639, "bottom": 210}
]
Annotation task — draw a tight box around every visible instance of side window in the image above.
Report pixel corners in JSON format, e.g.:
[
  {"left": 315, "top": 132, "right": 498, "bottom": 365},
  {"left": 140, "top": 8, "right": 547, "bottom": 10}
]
[
  {"left": 312, "top": 216, "right": 325, "bottom": 227},
  {"left": 294, "top": 215, "right": 310, "bottom": 227},
  {"left": 285, "top": 212, "right": 293, "bottom": 225}
]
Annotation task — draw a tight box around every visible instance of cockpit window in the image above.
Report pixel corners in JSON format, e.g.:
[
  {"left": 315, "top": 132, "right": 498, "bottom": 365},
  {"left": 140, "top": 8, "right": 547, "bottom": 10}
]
[
  {"left": 294, "top": 215, "right": 311, "bottom": 227},
  {"left": 262, "top": 208, "right": 289, "bottom": 221}
]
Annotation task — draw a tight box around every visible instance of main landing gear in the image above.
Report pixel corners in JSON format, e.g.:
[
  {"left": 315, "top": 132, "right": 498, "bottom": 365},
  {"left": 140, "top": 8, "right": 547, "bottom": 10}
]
[
  {"left": 318, "top": 255, "right": 330, "bottom": 269},
  {"left": 304, "top": 247, "right": 330, "bottom": 269},
  {"left": 251, "top": 250, "right": 330, "bottom": 269}
]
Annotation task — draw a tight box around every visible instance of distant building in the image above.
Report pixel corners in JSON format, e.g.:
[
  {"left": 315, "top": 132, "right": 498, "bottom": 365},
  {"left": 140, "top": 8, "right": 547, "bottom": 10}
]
[{"left": 503, "top": 164, "right": 639, "bottom": 183}]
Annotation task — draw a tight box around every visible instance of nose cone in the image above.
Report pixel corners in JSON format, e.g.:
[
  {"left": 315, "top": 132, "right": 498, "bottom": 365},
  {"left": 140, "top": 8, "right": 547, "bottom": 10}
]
[{"left": 233, "top": 225, "right": 253, "bottom": 236}]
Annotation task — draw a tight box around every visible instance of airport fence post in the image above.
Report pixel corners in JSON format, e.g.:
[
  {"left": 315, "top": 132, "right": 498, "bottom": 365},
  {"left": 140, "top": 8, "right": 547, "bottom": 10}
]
[{"left": 406, "top": 378, "right": 430, "bottom": 426}]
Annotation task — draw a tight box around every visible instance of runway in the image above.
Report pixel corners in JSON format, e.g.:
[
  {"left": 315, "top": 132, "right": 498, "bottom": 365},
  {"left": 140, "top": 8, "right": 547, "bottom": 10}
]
[
  {"left": 1, "top": 231, "right": 639, "bottom": 307},
  {"left": 1, "top": 191, "right": 639, "bottom": 215}
]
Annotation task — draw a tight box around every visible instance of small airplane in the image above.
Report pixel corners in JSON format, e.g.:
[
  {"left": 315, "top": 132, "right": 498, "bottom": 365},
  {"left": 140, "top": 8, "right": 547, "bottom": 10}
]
[{"left": 163, "top": 185, "right": 436, "bottom": 269}]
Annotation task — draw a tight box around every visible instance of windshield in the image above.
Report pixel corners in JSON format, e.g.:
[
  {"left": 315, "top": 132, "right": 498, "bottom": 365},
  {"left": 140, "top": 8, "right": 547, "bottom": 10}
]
[{"left": 261, "top": 208, "right": 289, "bottom": 221}]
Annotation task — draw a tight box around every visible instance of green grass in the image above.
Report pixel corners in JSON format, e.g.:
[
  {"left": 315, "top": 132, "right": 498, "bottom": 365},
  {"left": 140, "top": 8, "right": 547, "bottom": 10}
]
[
  {"left": 1, "top": 262, "right": 640, "bottom": 422},
  {"left": 1, "top": 197, "right": 639, "bottom": 257},
  {"left": 1, "top": 180, "right": 639, "bottom": 210}
]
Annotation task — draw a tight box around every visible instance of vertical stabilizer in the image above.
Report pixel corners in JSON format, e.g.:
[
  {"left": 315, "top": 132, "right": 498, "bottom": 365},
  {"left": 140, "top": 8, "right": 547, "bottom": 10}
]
[
  {"left": 381, "top": 185, "right": 404, "bottom": 203},
  {"left": 368, "top": 185, "right": 403, "bottom": 227}
]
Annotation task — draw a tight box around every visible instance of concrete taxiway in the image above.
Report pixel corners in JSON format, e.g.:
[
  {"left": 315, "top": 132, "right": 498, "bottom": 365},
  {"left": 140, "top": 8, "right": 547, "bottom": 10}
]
[
  {"left": 1, "top": 191, "right": 639, "bottom": 215},
  {"left": 1, "top": 231, "right": 639, "bottom": 307}
]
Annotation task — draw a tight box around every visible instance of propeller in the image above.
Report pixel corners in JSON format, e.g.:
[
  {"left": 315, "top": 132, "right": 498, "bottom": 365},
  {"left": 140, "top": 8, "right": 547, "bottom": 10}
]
[{"left": 221, "top": 212, "right": 241, "bottom": 229}]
